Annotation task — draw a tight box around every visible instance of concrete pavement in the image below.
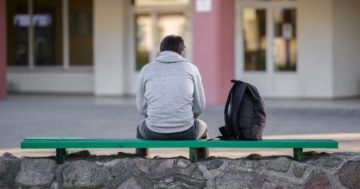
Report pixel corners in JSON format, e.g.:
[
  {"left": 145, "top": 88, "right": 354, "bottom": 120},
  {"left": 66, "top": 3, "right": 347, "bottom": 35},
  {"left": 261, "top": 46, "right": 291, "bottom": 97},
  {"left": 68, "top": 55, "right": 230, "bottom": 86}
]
[{"left": 0, "top": 94, "right": 360, "bottom": 158}]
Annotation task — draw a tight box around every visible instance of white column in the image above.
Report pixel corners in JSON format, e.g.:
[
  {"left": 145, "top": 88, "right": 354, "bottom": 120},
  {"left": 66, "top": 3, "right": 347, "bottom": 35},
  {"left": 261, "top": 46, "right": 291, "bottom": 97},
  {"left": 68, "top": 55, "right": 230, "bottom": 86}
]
[
  {"left": 297, "top": 0, "right": 334, "bottom": 98},
  {"left": 62, "top": 0, "right": 70, "bottom": 69},
  {"left": 94, "top": 0, "right": 126, "bottom": 96},
  {"left": 266, "top": 8, "right": 275, "bottom": 94},
  {"left": 234, "top": 0, "right": 243, "bottom": 80},
  {"left": 28, "top": 0, "right": 34, "bottom": 69},
  {"left": 332, "top": 0, "right": 360, "bottom": 98}
]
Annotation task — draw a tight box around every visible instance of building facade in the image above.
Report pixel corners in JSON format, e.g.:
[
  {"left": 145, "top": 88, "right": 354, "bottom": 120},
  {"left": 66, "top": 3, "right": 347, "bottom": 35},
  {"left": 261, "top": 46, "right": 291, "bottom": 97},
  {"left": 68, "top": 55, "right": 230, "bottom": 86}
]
[{"left": 0, "top": 0, "right": 359, "bottom": 104}]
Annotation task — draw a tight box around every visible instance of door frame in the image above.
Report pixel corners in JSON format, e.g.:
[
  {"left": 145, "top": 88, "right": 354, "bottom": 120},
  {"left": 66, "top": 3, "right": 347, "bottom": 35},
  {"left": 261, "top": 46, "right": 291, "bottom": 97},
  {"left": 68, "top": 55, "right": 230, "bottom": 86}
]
[{"left": 235, "top": 0, "right": 297, "bottom": 96}]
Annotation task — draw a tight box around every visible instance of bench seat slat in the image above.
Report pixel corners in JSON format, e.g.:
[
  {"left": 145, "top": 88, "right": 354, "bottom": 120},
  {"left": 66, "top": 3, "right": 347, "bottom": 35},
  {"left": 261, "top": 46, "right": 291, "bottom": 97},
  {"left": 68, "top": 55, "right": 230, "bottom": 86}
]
[{"left": 21, "top": 138, "right": 338, "bottom": 149}]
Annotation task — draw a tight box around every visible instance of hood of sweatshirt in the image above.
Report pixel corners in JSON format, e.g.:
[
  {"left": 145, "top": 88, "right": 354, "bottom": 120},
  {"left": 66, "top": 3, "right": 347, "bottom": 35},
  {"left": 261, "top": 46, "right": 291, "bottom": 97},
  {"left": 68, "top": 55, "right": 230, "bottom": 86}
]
[{"left": 155, "top": 51, "right": 187, "bottom": 63}]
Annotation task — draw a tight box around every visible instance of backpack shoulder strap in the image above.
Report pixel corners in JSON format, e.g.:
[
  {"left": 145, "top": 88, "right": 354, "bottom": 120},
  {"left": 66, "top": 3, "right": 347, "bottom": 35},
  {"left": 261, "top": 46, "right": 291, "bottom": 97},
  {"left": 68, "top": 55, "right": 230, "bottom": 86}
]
[
  {"left": 222, "top": 84, "right": 236, "bottom": 137},
  {"left": 229, "top": 81, "right": 247, "bottom": 138}
]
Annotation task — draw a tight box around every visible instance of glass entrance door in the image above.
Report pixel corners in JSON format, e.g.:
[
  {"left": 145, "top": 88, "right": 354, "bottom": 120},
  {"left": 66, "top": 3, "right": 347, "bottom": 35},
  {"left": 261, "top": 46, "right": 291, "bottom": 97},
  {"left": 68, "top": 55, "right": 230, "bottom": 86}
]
[
  {"left": 236, "top": 1, "right": 297, "bottom": 97},
  {"left": 135, "top": 13, "right": 189, "bottom": 71},
  {"left": 127, "top": 0, "right": 191, "bottom": 94}
]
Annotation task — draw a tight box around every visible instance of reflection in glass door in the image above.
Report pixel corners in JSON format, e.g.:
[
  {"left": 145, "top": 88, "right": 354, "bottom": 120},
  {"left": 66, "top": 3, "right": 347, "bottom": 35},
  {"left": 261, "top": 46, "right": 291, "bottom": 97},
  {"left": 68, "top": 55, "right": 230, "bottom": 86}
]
[
  {"left": 242, "top": 9, "right": 266, "bottom": 71},
  {"left": 156, "top": 14, "right": 187, "bottom": 53},
  {"left": 273, "top": 8, "right": 297, "bottom": 71},
  {"left": 135, "top": 15, "right": 152, "bottom": 70},
  {"left": 135, "top": 13, "right": 187, "bottom": 70}
]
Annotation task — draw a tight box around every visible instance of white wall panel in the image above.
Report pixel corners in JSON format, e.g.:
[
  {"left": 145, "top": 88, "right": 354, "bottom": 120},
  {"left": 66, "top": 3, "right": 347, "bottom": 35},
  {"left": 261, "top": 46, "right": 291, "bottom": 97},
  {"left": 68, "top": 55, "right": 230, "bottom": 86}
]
[
  {"left": 7, "top": 72, "right": 93, "bottom": 93},
  {"left": 333, "top": 0, "right": 360, "bottom": 98}
]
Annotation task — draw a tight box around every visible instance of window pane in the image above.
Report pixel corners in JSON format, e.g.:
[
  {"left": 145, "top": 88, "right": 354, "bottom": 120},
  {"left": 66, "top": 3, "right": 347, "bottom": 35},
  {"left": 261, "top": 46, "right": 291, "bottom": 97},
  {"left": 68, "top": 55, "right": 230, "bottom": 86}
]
[
  {"left": 69, "top": 0, "right": 93, "bottom": 66},
  {"left": 242, "top": 9, "right": 266, "bottom": 71},
  {"left": 136, "top": 15, "right": 152, "bottom": 70},
  {"left": 33, "top": 0, "right": 61, "bottom": 66},
  {"left": 7, "top": 0, "right": 28, "bottom": 66},
  {"left": 273, "top": 8, "right": 297, "bottom": 71}
]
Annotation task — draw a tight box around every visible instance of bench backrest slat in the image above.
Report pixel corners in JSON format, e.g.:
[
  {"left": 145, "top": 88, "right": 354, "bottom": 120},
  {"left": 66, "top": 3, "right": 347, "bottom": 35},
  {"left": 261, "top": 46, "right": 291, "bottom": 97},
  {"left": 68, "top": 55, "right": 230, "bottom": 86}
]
[{"left": 21, "top": 138, "right": 338, "bottom": 149}]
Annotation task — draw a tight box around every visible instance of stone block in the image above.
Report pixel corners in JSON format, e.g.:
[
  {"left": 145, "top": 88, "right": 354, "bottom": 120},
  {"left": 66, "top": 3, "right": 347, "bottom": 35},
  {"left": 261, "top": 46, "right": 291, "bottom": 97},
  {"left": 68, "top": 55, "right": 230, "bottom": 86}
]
[
  {"left": 261, "top": 181, "right": 291, "bottom": 189},
  {"left": 156, "top": 159, "right": 174, "bottom": 175},
  {"left": 266, "top": 157, "right": 291, "bottom": 172},
  {"left": 304, "top": 171, "right": 329, "bottom": 189},
  {"left": 207, "top": 159, "right": 224, "bottom": 170},
  {"left": 135, "top": 159, "right": 150, "bottom": 174},
  {"left": 176, "top": 159, "right": 191, "bottom": 169},
  {"left": 339, "top": 161, "right": 360, "bottom": 189},
  {"left": 1, "top": 152, "right": 17, "bottom": 160},
  {"left": 111, "top": 159, "right": 128, "bottom": 177},
  {"left": 215, "top": 168, "right": 255, "bottom": 189},
  {"left": 292, "top": 164, "right": 306, "bottom": 178},
  {"left": 62, "top": 160, "right": 111, "bottom": 189},
  {"left": 15, "top": 158, "right": 56, "bottom": 187},
  {"left": 117, "top": 177, "right": 142, "bottom": 189}
]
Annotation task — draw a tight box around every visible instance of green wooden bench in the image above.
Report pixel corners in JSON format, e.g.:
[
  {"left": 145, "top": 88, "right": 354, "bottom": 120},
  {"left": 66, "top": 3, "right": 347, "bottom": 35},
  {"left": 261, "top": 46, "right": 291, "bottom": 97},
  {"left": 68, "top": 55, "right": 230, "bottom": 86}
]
[{"left": 21, "top": 137, "right": 338, "bottom": 163}]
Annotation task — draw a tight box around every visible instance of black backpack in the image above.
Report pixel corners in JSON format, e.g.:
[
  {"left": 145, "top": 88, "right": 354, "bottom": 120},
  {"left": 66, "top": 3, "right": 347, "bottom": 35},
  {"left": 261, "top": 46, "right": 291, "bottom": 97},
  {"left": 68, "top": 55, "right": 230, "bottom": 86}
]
[{"left": 219, "top": 80, "right": 266, "bottom": 140}]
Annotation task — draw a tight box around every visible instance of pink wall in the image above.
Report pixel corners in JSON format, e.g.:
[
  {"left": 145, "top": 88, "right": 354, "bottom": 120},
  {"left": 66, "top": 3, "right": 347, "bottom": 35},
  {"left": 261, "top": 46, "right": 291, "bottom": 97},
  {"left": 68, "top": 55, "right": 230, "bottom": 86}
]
[
  {"left": 0, "top": 0, "right": 6, "bottom": 100},
  {"left": 192, "top": 0, "right": 235, "bottom": 105}
]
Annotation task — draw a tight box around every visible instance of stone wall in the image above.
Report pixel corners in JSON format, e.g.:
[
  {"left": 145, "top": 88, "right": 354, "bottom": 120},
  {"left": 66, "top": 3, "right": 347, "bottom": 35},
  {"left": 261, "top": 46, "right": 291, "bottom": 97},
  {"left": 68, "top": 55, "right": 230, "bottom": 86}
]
[{"left": 0, "top": 151, "right": 359, "bottom": 189}]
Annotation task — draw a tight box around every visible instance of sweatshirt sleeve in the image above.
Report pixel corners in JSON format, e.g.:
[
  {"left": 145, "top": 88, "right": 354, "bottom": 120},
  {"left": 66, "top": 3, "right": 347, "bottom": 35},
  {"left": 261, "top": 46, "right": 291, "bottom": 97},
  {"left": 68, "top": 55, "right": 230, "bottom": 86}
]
[
  {"left": 192, "top": 66, "right": 206, "bottom": 119},
  {"left": 136, "top": 66, "right": 148, "bottom": 117}
]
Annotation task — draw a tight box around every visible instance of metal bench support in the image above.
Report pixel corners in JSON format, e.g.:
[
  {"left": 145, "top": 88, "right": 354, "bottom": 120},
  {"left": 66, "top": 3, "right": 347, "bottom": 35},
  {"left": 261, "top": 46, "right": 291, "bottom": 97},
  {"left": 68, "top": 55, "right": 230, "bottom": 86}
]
[
  {"left": 189, "top": 148, "right": 197, "bottom": 161},
  {"left": 293, "top": 148, "right": 304, "bottom": 162},
  {"left": 56, "top": 148, "right": 68, "bottom": 163}
]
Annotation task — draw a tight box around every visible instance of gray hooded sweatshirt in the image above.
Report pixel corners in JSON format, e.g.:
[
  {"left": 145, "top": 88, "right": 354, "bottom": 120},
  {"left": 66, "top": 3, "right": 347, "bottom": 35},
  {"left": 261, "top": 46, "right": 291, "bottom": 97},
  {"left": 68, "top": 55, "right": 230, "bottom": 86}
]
[{"left": 136, "top": 51, "right": 205, "bottom": 133}]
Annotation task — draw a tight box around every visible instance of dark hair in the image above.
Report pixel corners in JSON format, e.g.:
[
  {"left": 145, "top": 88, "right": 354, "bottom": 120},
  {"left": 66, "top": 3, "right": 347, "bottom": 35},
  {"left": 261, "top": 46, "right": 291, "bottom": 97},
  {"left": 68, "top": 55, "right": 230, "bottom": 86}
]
[{"left": 160, "top": 35, "right": 185, "bottom": 55}]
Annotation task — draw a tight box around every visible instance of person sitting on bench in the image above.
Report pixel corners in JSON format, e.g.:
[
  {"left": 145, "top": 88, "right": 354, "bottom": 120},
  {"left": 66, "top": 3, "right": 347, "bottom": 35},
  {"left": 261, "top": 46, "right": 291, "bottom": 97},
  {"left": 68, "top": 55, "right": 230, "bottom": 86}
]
[{"left": 135, "top": 35, "right": 209, "bottom": 159}]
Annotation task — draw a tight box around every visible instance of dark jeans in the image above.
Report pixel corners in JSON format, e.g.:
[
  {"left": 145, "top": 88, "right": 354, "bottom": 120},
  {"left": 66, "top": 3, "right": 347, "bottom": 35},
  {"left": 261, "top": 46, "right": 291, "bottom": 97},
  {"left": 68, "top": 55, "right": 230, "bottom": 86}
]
[{"left": 135, "top": 119, "right": 209, "bottom": 160}]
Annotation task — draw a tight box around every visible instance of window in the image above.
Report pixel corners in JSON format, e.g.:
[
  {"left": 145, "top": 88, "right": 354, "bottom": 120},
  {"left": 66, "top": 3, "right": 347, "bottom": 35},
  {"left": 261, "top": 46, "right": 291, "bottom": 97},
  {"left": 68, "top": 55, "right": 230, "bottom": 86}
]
[{"left": 6, "top": 0, "right": 94, "bottom": 67}]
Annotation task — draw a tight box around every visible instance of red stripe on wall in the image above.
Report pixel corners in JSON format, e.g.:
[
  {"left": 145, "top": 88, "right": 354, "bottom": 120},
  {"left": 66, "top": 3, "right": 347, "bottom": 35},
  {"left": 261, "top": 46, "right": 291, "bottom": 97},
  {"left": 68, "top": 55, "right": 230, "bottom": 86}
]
[
  {"left": 0, "top": 0, "right": 6, "bottom": 100},
  {"left": 192, "top": 0, "right": 235, "bottom": 105}
]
